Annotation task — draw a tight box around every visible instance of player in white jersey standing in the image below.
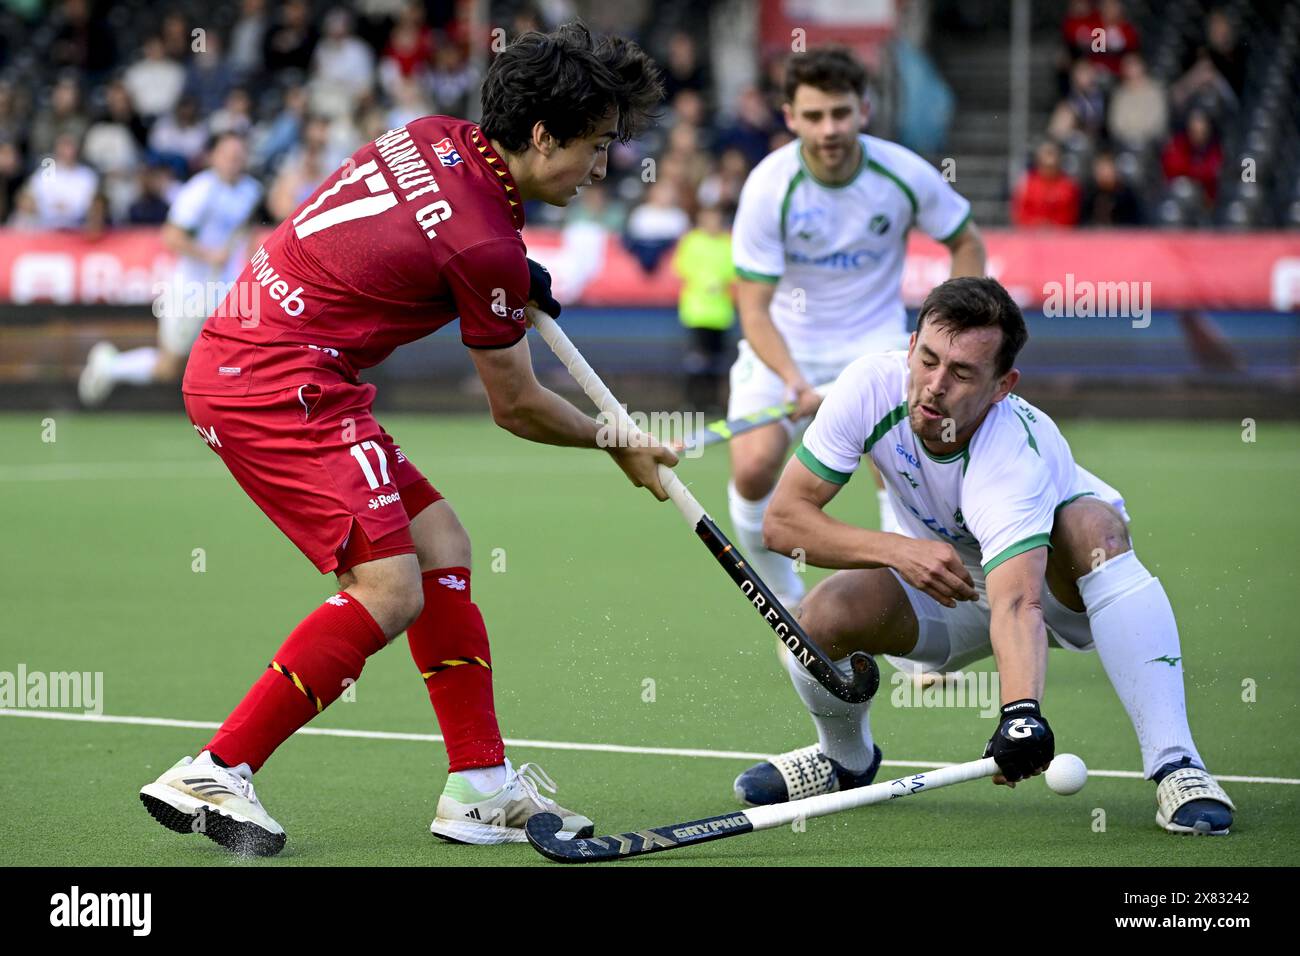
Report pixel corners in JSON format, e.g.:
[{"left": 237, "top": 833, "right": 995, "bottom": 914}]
[
  {"left": 734, "top": 276, "right": 1235, "bottom": 836},
  {"left": 79, "top": 132, "right": 262, "bottom": 406},
  {"left": 728, "top": 47, "right": 985, "bottom": 610}
]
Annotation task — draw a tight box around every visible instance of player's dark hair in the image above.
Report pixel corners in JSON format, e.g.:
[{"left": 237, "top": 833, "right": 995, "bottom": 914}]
[
  {"left": 480, "top": 20, "right": 664, "bottom": 153},
  {"left": 916, "top": 277, "right": 1028, "bottom": 376},
  {"left": 783, "top": 46, "right": 868, "bottom": 103}
]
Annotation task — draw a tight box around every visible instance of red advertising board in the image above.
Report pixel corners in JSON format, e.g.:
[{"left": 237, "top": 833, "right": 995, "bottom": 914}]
[{"left": 0, "top": 227, "right": 1297, "bottom": 311}]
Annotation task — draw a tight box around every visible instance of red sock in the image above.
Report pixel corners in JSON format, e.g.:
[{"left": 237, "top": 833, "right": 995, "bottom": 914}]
[
  {"left": 205, "top": 593, "right": 386, "bottom": 772},
  {"left": 407, "top": 567, "right": 504, "bottom": 772}
]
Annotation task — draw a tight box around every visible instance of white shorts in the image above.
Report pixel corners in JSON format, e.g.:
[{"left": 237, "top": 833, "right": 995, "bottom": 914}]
[
  {"left": 157, "top": 272, "right": 229, "bottom": 357},
  {"left": 883, "top": 569, "right": 1095, "bottom": 674},
  {"left": 158, "top": 301, "right": 208, "bottom": 356},
  {"left": 727, "top": 337, "right": 906, "bottom": 440}
]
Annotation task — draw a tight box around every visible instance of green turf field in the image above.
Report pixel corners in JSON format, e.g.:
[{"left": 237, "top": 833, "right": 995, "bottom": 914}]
[{"left": 2, "top": 412, "right": 1297, "bottom": 866}]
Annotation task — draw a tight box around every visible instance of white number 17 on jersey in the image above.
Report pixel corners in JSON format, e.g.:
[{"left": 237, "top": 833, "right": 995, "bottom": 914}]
[{"left": 293, "top": 160, "right": 397, "bottom": 240}]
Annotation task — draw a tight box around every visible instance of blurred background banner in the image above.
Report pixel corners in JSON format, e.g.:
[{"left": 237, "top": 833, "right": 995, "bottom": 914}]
[{"left": 1, "top": 227, "right": 1296, "bottom": 310}]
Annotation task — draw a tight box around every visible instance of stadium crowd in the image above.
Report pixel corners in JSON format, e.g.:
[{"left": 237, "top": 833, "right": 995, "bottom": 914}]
[
  {"left": 1013, "top": 0, "right": 1277, "bottom": 228},
  {"left": 0, "top": 0, "right": 789, "bottom": 274}
]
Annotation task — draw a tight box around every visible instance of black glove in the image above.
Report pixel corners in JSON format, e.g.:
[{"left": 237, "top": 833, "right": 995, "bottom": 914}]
[
  {"left": 984, "top": 699, "right": 1054, "bottom": 782},
  {"left": 526, "top": 256, "right": 562, "bottom": 319}
]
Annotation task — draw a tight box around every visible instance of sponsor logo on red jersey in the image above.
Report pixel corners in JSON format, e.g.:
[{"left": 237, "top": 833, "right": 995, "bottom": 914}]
[
  {"left": 431, "top": 137, "right": 464, "bottom": 168},
  {"left": 368, "top": 491, "right": 402, "bottom": 510}
]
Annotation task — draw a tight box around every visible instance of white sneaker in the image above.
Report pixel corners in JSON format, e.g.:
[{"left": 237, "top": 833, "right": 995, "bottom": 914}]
[
  {"left": 430, "top": 758, "right": 594, "bottom": 845},
  {"left": 78, "top": 341, "right": 118, "bottom": 407},
  {"left": 139, "top": 752, "right": 287, "bottom": 856},
  {"left": 1154, "top": 758, "right": 1235, "bottom": 835}
]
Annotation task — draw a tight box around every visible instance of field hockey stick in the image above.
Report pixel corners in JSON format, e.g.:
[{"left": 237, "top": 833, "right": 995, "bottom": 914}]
[
  {"left": 674, "top": 383, "right": 834, "bottom": 454},
  {"left": 530, "top": 308, "right": 877, "bottom": 705},
  {"left": 526, "top": 756, "right": 999, "bottom": 863}
]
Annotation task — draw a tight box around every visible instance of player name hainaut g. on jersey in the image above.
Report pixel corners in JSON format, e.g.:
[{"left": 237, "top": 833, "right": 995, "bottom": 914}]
[
  {"left": 732, "top": 134, "right": 971, "bottom": 362},
  {"left": 797, "top": 351, "right": 1127, "bottom": 578},
  {"left": 183, "top": 116, "right": 532, "bottom": 396}
]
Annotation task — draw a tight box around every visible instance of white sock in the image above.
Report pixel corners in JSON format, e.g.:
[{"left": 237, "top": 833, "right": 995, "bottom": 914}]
[
  {"left": 877, "top": 488, "right": 900, "bottom": 533},
  {"left": 458, "top": 763, "right": 507, "bottom": 793},
  {"left": 784, "top": 649, "right": 875, "bottom": 772},
  {"left": 108, "top": 347, "right": 159, "bottom": 385},
  {"left": 1078, "top": 550, "right": 1203, "bottom": 778},
  {"left": 727, "top": 481, "right": 805, "bottom": 607}
]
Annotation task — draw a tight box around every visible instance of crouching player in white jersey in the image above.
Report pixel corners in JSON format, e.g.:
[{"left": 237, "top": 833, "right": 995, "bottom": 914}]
[
  {"left": 79, "top": 132, "right": 262, "bottom": 406},
  {"left": 728, "top": 47, "right": 985, "bottom": 610},
  {"left": 735, "top": 276, "right": 1235, "bottom": 835}
]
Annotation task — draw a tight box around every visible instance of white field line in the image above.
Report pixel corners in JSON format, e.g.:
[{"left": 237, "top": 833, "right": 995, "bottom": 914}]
[{"left": 2, "top": 708, "right": 1296, "bottom": 786}]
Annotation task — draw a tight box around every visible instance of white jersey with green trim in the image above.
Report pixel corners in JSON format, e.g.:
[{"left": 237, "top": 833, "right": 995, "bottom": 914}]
[
  {"left": 731, "top": 134, "right": 970, "bottom": 363},
  {"left": 796, "top": 351, "right": 1127, "bottom": 577},
  {"left": 167, "top": 168, "right": 263, "bottom": 288}
]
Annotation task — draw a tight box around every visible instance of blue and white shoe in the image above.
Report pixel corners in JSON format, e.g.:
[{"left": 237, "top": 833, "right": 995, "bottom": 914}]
[
  {"left": 734, "top": 743, "right": 884, "bottom": 806},
  {"left": 1154, "top": 756, "right": 1235, "bottom": 835}
]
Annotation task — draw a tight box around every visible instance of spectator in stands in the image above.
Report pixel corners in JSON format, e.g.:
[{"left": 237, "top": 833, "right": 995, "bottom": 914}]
[
  {"left": 1060, "top": 0, "right": 1100, "bottom": 64},
  {"left": 250, "top": 84, "right": 309, "bottom": 175},
  {"left": 29, "top": 75, "right": 89, "bottom": 163},
  {"left": 669, "top": 89, "right": 715, "bottom": 153},
  {"left": 1172, "top": 8, "right": 1247, "bottom": 115},
  {"left": 229, "top": 0, "right": 269, "bottom": 82},
  {"left": 0, "top": 83, "right": 28, "bottom": 155},
  {"left": 124, "top": 36, "right": 187, "bottom": 121},
  {"left": 149, "top": 96, "right": 209, "bottom": 174},
  {"left": 83, "top": 83, "right": 145, "bottom": 222},
  {"left": 624, "top": 181, "right": 691, "bottom": 273},
  {"left": 184, "top": 31, "right": 236, "bottom": 117},
  {"left": 380, "top": 2, "right": 433, "bottom": 100},
  {"left": 1161, "top": 108, "right": 1223, "bottom": 206},
  {"left": 126, "top": 161, "right": 177, "bottom": 225},
  {"left": 25, "top": 132, "right": 99, "bottom": 229},
  {"left": 310, "top": 8, "right": 376, "bottom": 119},
  {"left": 0, "top": 139, "right": 24, "bottom": 223},
  {"left": 161, "top": 11, "right": 192, "bottom": 62},
  {"left": 1087, "top": 0, "right": 1139, "bottom": 78},
  {"left": 1011, "top": 140, "right": 1081, "bottom": 227},
  {"left": 263, "top": 0, "right": 318, "bottom": 76},
  {"left": 663, "top": 123, "right": 711, "bottom": 207},
  {"left": 660, "top": 31, "right": 708, "bottom": 103},
  {"left": 565, "top": 184, "right": 627, "bottom": 234},
  {"left": 47, "top": 0, "right": 116, "bottom": 80},
  {"left": 697, "top": 146, "right": 750, "bottom": 209},
  {"left": 1107, "top": 53, "right": 1168, "bottom": 152},
  {"left": 267, "top": 115, "right": 334, "bottom": 222},
  {"left": 425, "top": 38, "right": 476, "bottom": 116},
  {"left": 209, "top": 87, "right": 255, "bottom": 138},
  {"left": 674, "top": 203, "right": 736, "bottom": 414},
  {"left": 1048, "top": 58, "right": 1106, "bottom": 146},
  {"left": 508, "top": 5, "right": 544, "bottom": 40},
  {"left": 387, "top": 76, "right": 433, "bottom": 129},
  {"left": 759, "top": 53, "right": 789, "bottom": 116},
  {"left": 1081, "top": 150, "right": 1143, "bottom": 226},
  {"left": 354, "top": 0, "right": 408, "bottom": 54},
  {"left": 6, "top": 188, "right": 43, "bottom": 230},
  {"left": 718, "top": 87, "right": 777, "bottom": 169}
]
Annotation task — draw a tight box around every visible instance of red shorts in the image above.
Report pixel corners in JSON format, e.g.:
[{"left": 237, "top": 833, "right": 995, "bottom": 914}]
[{"left": 184, "top": 380, "right": 443, "bottom": 575}]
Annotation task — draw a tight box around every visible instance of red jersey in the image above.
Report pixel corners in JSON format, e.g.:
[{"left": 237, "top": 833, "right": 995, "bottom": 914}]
[{"left": 184, "top": 116, "right": 530, "bottom": 396}]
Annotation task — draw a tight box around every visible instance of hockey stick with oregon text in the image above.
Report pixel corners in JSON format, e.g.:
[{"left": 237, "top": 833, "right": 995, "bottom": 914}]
[
  {"left": 530, "top": 307, "right": 877, "bottom": 705},
  {"left": 526, "top": 757, "right": 999, "bottom": 862}
]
